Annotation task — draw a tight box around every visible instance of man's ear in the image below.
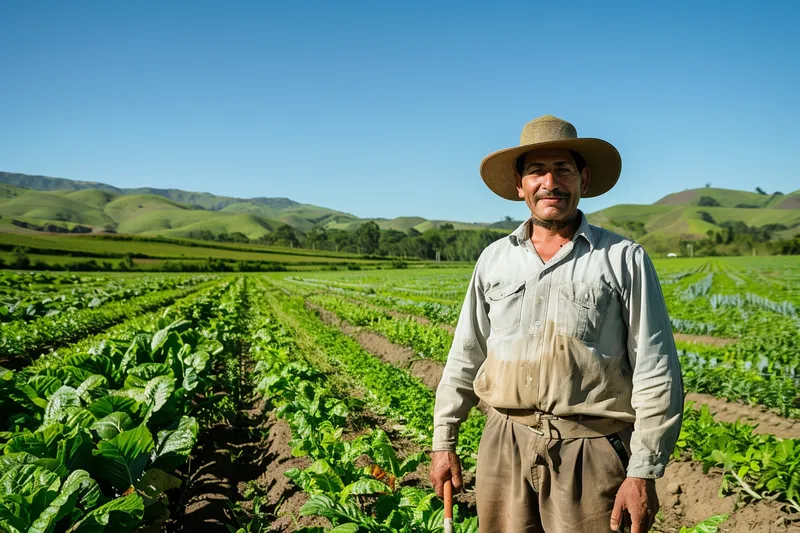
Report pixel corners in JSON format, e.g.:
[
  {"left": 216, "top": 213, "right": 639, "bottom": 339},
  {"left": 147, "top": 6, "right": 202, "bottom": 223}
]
[
  {"left": 580, "top": 167, "right": 591, "bottom": 195},
  {"left": 516, "top": 173, "right": 524, "bottom": 199}
]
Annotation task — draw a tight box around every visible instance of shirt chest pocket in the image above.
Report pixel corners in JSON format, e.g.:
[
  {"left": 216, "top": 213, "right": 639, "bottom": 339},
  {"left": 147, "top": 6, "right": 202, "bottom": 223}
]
[
  {"left": 557, "top": 281, "right": 613, "bottom": 345},
  {"left": 486, "top": 281, "right": 526, "bottom": 335}
]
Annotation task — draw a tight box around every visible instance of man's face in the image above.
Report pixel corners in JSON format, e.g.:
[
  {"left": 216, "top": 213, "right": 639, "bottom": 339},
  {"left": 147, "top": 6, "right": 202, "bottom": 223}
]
[{"left": 516, "top": 148, "right": 591, "bottom": 222}]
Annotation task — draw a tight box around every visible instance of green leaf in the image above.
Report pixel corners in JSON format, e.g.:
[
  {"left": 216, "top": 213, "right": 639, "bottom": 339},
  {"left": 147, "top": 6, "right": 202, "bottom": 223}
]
[
  {"left": 399, "top": 451, "right": 427, "bottom": 478},
  {"left": 67, "top": 492, "right": 144, "bottom": 533},
  {"left": 150, "top": 320, "right": 189, "bottom": 353},
  {"left": 679, "top": 514, "right": 729, "bottom": 533},
  {"left": 150, "top": 416, "right": 198, "bottom": 472},
  {"left": 92, "top": 425, "right": 154, "bottom": 492},
  {"left": 329, "top": 525, "right": 359, "bottom": 533},
  {"left": 5, "top": 424, "right": 64, "bottom": 459},
  {"left": 44, "top": 387, "right": 82, "bottom": 425},
  {"left": 28, "top": 469, "right": 93, "bottom": 533},
  {"left": 63, "top": 408, "right": 97, "bottom": 430},
  {"left": 76, "top": 375, "right": 108, "bottom": 403},
  {"left": 91, "top": 412, "right": 135, "bottom": 440},
  {"left": 183, "top": 351, "right": 209, "bottom": 374},
  {"left": 0, "top": 463, "right": 60, "bottom": 498},
  {"left": 306, "top": 459, "right": 345, "bottom": 496},
  {"left": 370, "top": 430, "right": 400, "bottom": 478},
  {"left": 125, "top": 363, "right": 173, "bottom": 387},
  {"left": 340, "top": 478, "right": 390, "bottom": 504},
  {"left": 143, "top": 376, "right": 176, "bottom": 416},
  {"left": 56, "top": 427, "right": 94, "bottom": 472},
  {"left": 88, "top": 396, "right": 140, "bottom": 420}
]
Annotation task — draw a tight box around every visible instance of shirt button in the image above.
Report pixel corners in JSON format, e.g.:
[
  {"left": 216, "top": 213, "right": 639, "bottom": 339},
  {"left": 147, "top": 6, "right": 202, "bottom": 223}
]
[
  {"left": 584, "top": 293, "right": 590, "bottom": 299},
  {"left": 535, "top": 320, "right": 541, "bottom": 327},
  {"left": 538, "top": 296, "right": 544, "bottom": 302}
]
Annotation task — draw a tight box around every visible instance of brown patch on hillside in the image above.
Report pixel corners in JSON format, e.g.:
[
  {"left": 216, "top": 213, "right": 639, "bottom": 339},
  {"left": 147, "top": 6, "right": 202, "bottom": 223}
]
[
  {"left": 674, "top": 333, "right": 739, "bottom": 347},
  {"left": 655, "top": 190, "right": 699, "bottom": 205},
  {"left": 686, "top": 393, "right": 800, "bottom": 439},
  {"left": 774, "top": 195, "right": 800, "bottom": 209}
]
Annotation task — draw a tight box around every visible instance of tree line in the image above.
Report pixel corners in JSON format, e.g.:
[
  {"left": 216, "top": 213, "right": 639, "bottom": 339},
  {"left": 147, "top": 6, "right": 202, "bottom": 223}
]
[{"left": 187, "top": 221, "right": 508, "bottom": 262}]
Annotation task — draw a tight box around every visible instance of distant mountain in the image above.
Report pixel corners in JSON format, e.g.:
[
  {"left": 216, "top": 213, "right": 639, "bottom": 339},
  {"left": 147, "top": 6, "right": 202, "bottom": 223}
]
[{"left": 0, "top": 171, "right": 514, "bottom": 237}]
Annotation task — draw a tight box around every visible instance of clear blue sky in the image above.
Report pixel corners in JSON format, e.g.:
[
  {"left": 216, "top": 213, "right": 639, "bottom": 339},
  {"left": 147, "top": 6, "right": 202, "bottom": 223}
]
[{"left": 1, "top": 1, "right": 798, "bottom": 223}]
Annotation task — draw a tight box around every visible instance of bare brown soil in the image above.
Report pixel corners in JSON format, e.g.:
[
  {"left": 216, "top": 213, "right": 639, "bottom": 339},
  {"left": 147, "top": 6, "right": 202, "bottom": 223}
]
[
  {"left": 170, "top": 405, "right": 265, "bottom": 532},
  {"left": 252, "top": 413, "right": 326, "bottom": 531},
  {"left": 674, "top": 333, "right": 739, "bottom": 347},
  {"left": 656, "top": 461, "right": 800, "bottom": 533},
  {"left": 686, "top": 393, "right": 800, "bottom": 439}
]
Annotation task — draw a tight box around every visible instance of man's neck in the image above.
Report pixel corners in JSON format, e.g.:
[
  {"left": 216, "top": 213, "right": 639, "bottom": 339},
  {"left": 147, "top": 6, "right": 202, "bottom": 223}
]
[{"left": 528, "top": 212, "right": 581, "bottom": 244}]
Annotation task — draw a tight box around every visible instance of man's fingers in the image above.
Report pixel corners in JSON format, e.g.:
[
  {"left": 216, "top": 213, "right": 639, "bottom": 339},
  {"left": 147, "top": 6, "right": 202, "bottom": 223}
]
[
  {"left": 629, "top": 506, "right": 645, "bottom": 533},
  {"left": 450, "top": 456, "right": 463, "bottom": 492},
  {"left": 609, "top": 494, "right": 625, "bottom": 531},
  {"left": 433, "top": 480, "right": 443, "bottom": 499},
  {"left": 451, "top": 469, "right": 463, "bottom": 493}
]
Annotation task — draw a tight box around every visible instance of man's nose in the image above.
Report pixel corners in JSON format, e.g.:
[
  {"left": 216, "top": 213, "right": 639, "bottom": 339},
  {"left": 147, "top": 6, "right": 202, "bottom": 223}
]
[{"left": 539, "top": 171, "right": 557, "bottom": 189}]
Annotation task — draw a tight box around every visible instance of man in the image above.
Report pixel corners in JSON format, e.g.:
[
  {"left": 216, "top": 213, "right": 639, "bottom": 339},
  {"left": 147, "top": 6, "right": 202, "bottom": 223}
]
[{"left": 429, "top": 115, "right": 683, "bottom": 533}]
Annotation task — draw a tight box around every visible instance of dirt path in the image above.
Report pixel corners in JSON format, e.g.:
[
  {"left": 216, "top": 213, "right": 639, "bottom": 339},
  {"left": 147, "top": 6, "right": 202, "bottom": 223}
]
[
  {"left": 685, "top": 392, "right": 800, "bottom": 439},
  {"left": 674, "top": 333, "right": 739, "bottom": 346},
  {"left": 309, "top": 301, "right": 800, "bottom": 532}
]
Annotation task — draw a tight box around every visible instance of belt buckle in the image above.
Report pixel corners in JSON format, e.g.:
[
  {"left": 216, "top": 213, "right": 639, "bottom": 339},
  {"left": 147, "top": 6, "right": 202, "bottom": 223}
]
[{"left": 528, "top": 413, "right": 544, "bottom": 435}]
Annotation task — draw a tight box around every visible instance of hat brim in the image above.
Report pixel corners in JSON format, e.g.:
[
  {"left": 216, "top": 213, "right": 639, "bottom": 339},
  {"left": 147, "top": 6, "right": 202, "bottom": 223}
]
[{"left": 479, "top": 138, "right": 622, "bottom": 200}]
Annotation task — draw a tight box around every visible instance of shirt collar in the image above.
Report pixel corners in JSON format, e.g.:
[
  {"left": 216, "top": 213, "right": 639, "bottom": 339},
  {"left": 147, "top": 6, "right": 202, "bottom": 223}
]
[{"left": 509, "top": 210, "right": 595, "bottom": 250}]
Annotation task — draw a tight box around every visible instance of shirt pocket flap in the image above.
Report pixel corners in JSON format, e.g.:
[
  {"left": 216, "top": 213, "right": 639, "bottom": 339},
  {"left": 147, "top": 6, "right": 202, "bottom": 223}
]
[
  {"left": 559, "top": 280, "right": 611, "bottom": 309},
  {"left": 486, "top": 281, "right": 526, "bottom": 302}
]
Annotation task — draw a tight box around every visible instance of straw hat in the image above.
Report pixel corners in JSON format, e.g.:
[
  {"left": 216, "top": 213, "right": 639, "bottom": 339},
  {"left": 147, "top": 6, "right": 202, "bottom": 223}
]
[{"left": 479, "top": 115, "right": 622, "bottom": 200}]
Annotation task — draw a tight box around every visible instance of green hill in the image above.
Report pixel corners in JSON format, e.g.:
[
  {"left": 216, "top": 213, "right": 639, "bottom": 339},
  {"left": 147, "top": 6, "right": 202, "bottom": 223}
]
[
  {"left": 587, "top": 188, "right": 800, "bottom": 253},
  {"left": 1, "top": 173, "right": 797, "bottom": 252}
]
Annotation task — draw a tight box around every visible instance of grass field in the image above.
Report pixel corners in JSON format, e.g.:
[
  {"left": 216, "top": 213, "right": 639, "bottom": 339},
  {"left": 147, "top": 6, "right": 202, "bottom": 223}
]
[{"left": 0, "top": 232, "right": 404, "bottom": 265}]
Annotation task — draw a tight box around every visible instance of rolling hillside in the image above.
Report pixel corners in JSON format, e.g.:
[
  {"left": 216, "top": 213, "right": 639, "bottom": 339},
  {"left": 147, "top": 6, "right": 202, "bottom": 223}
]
[
  {"left": 587, "top": 188, "right": 800, "bottom": 250},
  {"left": 0, "top": 172, "right": 513, "bottom": 236},
  {"left": 1, "top": 172, "right": 798, "bottom": 247}
]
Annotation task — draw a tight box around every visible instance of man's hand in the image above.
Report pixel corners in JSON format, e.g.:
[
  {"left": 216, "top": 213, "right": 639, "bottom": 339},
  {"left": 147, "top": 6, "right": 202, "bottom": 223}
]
[
  {"left": 429, "top": 451, "right": 463, "bottom": 498},
  {"left": 610, "top": 477, "right": 659, "bottom": 533}
]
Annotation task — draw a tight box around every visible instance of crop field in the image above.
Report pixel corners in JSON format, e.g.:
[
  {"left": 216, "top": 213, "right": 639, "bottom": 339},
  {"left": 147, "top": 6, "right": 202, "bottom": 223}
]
[{"left": 1, "top": 256, "right": 799, "bottom": 533}]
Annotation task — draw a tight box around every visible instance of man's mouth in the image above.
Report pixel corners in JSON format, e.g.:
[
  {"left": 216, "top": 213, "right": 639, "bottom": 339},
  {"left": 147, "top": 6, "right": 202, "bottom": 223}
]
[{"left": 539, "top": 197, "right": 567, "bottom": 203}]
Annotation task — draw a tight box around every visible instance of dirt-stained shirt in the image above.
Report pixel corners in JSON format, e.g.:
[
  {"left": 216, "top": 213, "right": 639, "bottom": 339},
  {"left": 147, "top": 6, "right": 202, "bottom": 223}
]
[{"left": 432, "top": 212, "right": 683, "bottom": 479}]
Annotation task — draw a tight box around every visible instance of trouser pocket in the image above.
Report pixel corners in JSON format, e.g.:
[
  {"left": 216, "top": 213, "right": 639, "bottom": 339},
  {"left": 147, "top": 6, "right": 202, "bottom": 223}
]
[{"left": 606, "top": 433, "right": 629, "bottom": 471}]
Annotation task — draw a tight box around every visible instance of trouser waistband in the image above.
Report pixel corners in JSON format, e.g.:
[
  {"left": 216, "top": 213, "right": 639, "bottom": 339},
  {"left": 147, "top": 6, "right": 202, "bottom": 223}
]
[{"left": 492, "top": 407, "right": 632, "bottom": 439}]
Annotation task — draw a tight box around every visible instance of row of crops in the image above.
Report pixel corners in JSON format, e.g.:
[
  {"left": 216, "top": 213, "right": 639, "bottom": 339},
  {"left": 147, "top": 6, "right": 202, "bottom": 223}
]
[
  {"left": 0, "top": 257, "right": 798, "bottom": 532},
  {"left": 0, "top": 274, "right": 250, "bottom": 532}
]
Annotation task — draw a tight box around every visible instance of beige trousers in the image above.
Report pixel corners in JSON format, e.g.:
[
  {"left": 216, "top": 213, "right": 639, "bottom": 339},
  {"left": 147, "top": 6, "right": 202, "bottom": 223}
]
[{"left": 476, "top": 408, "right": 631, "bottom": 533}]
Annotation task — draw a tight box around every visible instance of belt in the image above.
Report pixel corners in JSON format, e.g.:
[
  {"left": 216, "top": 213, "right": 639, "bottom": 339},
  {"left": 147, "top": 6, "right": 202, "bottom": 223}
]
[{"left": 492, "top": 407, "right": 632, "bottom": 440}]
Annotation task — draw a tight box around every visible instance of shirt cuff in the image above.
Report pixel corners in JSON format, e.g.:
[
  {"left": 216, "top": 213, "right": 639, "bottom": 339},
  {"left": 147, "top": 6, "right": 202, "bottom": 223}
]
[
  {"left": 626, "top": 452, "right": 667, "bottom": 479},
  {"left": 432, "top": 424, "right": 459, "bottom": 452}
]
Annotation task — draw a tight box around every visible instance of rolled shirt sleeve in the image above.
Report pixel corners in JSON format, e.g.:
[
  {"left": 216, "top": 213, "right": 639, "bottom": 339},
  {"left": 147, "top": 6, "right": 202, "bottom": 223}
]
[
  {"left": 432, "top": 254, "right": 491, "bottom": 452},
  {"left": 623, "top": 245, "right": 684, "bottom": 478}
]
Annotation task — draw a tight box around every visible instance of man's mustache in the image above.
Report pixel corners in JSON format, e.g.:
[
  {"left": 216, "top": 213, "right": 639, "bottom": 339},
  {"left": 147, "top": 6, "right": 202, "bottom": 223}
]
[{"left": 536, "top": 192, "right": 570, "bottom": 200}]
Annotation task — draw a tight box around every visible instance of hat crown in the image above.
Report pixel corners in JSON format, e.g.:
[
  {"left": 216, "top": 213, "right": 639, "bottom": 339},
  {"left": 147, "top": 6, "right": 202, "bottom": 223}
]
[{"left": 520, "top": 115, "right": 578, "bottom": 146}]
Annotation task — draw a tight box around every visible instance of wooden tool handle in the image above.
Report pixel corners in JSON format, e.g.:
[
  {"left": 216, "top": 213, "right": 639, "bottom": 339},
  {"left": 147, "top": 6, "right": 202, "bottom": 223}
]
[{"left": 443, "top": 479, "right": 453, "bottom": 519}]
